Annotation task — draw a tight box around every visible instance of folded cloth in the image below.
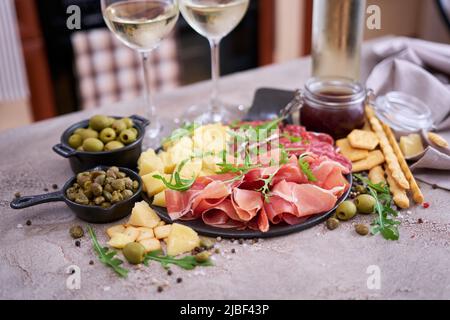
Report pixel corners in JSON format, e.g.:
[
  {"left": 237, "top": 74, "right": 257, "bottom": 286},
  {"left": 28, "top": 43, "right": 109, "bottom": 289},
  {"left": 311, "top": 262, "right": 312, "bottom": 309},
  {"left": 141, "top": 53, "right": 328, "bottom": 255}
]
[{"left": 366, "top": 37, "right": 450, "bottom": 190}]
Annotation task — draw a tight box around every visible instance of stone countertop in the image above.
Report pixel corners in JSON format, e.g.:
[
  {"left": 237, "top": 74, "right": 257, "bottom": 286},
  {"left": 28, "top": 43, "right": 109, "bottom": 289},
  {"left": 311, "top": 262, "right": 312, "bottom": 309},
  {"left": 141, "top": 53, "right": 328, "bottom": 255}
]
[{"left": 1, "top": 41, "right": 449, "bottom": 300}]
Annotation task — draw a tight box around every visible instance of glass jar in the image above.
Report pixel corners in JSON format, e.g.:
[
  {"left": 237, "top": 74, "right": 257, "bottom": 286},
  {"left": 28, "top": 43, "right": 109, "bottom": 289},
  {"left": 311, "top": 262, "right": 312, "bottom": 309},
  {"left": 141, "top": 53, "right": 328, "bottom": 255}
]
[{"left": 300, "top": 77, "right": 366, "bottom": 139}]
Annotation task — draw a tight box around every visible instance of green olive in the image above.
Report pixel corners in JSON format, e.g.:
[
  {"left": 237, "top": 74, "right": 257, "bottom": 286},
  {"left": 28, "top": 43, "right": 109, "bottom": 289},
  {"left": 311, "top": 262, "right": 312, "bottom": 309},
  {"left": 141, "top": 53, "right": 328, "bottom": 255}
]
[
  {"left": 326, "top": 218, "right": 340, "bottom": 230},
  {"left": 122, "top": 117, "right": 134, "bottom": 129},
  {"left": 112, "top": 119, "right": 127, "bottom": 133},
  {"left": 68, "top": 134, "right": 83, "bottom": 149},
  {"left": 129, "top": 128, "right": 138, "bottom": 137},
  {"left": 355, "top": 224, "right": 369, "bottom": 236},
  {"left": 123, "top": 242, "right": 146, "bottom": 265},
  {"left": 69, "top": 226, "right": 84, "bottom": 239},
  {"left": 335, "top": 201, "right": 357, "bottom": 221},
  {"left": 74, "top": 128, "right": 84, "bottom": 135},
  {"left": 89, "top": 115, "right": 110, "bottom": 131},
  {"left": 355, "top": 194, "right": 376, "bottom": 214},
  {"left": 119, "top": 129, "right": 137, "bottom": 145},
  {"left": 78, "top": 128, "right": 99, "bottom": 141},
  {"left": 106, "top": 117, "right": 115, "bottom": 127},
  {"left": 82, "top": 138, "right": 104, "bottom": 152},
  {"left": 355, "top": 185, "right": 367, "bottom": 194},
  {"left": 105, "top": 141, "right": 124, "bottom": 151},
  {"left": 99, "top": 128, "right": 116, "bottom": 144}
]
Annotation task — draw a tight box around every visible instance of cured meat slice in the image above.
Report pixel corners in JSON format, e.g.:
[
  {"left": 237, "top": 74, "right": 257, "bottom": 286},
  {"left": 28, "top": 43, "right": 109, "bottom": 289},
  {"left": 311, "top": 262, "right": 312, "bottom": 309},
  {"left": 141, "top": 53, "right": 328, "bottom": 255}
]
[
  {"left": 263, "top": 196, "right": 297, "bottom": 224},
  {"left": 231, "top": 188, "right": 263, "bottom": 222},
  {"left": 202, "top": 199, "right": 246, "bottom": 229}
]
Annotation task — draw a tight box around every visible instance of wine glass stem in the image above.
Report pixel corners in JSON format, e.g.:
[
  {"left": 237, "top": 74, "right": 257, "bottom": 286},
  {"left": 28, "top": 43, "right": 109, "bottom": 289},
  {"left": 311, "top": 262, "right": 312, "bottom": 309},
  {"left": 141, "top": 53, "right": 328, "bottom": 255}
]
[
  {"left": 141, "top": 51, "right": 154, "bottom": 119},
  {"left": 209, "top": 38, "right": 221, "bottom": 114}
]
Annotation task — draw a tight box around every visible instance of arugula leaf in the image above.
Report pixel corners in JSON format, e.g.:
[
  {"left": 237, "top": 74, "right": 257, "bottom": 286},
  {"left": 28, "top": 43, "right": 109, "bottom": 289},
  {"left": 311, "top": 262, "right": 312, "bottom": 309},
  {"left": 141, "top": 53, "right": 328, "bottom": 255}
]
[
  {"left": 143, "top": 251, "right": 213, "bottom": 270},
  {"left": 353, "top": 174, "right": 401, "bottom": 241},
  {"left": 257, "top": 168, "right": 281, "bottom": 203},
  {"left": 282, "top": 133, "right": 302, "bottom": 143},
  {"left": 153, "top": 159, "right": 196, "bottom": 192},
  {"left": 87, "top": 226, "right": 129, "bottom": 278},
  {"left": 298, "top": 158, "right": 317, "bottom": 182},
  {"left": 162, "top": 123, "right": 199, "bottom": 145}
]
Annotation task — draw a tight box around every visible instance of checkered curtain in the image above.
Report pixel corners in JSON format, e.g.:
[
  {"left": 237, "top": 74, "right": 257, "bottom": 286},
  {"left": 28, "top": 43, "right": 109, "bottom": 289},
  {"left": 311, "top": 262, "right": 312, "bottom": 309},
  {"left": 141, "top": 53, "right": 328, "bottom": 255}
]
[{"left": 72, "top": 28, "right": 179, "bottom": 109}]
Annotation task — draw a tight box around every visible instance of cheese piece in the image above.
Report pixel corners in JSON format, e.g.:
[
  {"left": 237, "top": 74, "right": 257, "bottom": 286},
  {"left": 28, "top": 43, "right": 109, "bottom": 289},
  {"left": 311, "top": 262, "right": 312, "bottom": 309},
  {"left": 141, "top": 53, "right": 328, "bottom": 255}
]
[
  {"left": 399, "top": 134, "right": 424, "bottom": 158},
  {"left": 128, "top": 201, "right": 161, "bottom": 228},
  {"left": 336, "top": 138, "right": 369, "bottom": 162}
]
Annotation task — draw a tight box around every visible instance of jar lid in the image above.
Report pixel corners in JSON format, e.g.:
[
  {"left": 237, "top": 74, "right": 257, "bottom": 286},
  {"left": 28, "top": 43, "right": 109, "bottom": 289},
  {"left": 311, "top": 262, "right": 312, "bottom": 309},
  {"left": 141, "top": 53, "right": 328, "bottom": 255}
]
[{"left": 374, "top": 92, "right": 433, "bottom": 132}]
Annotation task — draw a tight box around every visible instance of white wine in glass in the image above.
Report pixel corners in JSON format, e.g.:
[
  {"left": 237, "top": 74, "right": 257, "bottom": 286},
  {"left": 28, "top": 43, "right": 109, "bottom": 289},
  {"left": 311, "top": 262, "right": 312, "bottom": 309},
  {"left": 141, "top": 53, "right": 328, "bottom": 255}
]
[
  {"left": 179, "top": 0, "right": 250, "bottom": 124},
  {"left": 102, "top": 0, "right": 179, "bottom": 142}
]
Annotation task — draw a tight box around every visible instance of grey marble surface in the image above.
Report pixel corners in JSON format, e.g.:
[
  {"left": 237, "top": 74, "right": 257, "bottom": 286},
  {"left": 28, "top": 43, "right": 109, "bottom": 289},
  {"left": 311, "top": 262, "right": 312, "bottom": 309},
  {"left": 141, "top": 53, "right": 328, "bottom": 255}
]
[{"left": 1, "top": 41, "right": 449, "bottom": 300}]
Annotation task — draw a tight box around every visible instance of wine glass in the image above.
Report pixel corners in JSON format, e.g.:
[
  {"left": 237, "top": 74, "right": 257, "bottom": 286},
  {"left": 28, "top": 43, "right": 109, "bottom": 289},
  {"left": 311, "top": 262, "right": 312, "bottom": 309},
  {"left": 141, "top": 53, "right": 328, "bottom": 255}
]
[
  {"left": 101, "top": 0, "right": 179, "bottom": 142},
  {"left": 179, "top": 0, "right": 250, "bottom": 124}
]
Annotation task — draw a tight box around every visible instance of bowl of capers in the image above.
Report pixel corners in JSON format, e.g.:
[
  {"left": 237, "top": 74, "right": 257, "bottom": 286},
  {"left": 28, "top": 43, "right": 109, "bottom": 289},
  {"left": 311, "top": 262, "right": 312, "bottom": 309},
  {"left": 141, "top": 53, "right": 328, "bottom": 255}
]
[{"left": 53, "top": 114, "right": 149, "bottom": 173}]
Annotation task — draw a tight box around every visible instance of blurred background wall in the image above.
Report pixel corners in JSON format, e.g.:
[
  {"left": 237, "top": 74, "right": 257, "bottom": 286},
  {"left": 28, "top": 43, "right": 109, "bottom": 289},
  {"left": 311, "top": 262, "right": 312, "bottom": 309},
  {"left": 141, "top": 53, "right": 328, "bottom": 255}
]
[{"left": 0, "top": 0, "right": 449, "bottom": 132}]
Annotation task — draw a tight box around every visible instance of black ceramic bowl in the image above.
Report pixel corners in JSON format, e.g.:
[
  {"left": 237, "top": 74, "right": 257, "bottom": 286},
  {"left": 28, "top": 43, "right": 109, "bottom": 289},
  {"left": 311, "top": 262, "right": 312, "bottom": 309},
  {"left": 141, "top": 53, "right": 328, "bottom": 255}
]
[
  {"left": 10, "top": 166, "right": 142, "bottom": 224},
  {"left": 53, "top": 115, "right": 149, "bottom": 174}
]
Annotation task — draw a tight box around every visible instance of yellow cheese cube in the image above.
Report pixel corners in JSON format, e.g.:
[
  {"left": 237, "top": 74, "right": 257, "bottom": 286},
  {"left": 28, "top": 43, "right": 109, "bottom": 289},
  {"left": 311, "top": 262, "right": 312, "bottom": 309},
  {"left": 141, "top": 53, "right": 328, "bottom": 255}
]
[
  {"left": 152, "top": 191, "right": 166, "bottom": 207},
  {"left": 154, "top": 225, "right": 172, "bottom": 239},
  {"left": 107, "top": 233, "right": 133, "bottom": 249},
  {"left": 128, "top": 201, "right": 161, "bottom": 228},
  {"left": 157, "top": 221, "right": 166, "bottom": 227},
  {"left": 141, "top": 171, "right": 169, "bottom": 196},
  {"left": 123, "top": 226, "right": 140, "bottom": 242},
  {"left": 139, "top": 155, "right": 164, "bottom": 176},
  {"left": 166, "top": 223, "right": 200, "bottom": 256},
  {"left": 400, "top": 134, "right": 424, "bottom": 158},
  {"left": 178, "top": 159, "right": 202, "bottom": 180},
  {"left": 106, "top": 225, "right": 125, "bottom": 238},
  {"left": 137, "top": 227, "right": 155, "bottom": 241},
  {"left": 158, "top": 151, "right": 176, "bottom": 174},
  {"left": 139, "top": 238, "right": 161, "bottom": 253}
]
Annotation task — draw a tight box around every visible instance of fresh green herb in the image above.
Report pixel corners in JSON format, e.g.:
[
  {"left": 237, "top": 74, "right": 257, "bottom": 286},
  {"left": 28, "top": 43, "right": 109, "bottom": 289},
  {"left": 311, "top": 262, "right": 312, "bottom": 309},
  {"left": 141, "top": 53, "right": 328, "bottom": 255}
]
[
  {"left": 279, "top": 147, "right": 290, "bottom": 165},
  {"left": 298, "top": 158, "right": 317, "bottom": 182},
  {"left": 353, "top": 174, "right": 400, "bottom": 241},
  {"left": 282, "top": 133, "right": 302, "bottom": 143},
  {"left": 257, "top": 168, "right": 281, "bottom": 203},
  {"left": 162, "top": 123, "right": 199, "bottom": 145},
  {"left": 87, "top": 226, "right": 129, "bottom": 278},
  {"left": 153, "top": 159, "right": 196, "bottom": 192},
  {"left": 143, "top": 251, "right": 213, "bottom": 270}
]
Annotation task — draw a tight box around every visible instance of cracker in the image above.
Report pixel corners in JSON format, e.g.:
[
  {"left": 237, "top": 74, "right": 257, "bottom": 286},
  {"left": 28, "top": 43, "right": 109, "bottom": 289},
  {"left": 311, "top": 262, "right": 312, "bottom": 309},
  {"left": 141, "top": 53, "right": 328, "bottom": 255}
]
[
  {"left": 385, "top": 166, "right": 410, "bottom": 209},
  {"left": 428, "top": 132, "right": 449, "bottom": 148},
  {"left": 336, "top": 138, "right": 369, "bottom": 162},
  {"left": 369, "top": 166, "right": 386, "bottom": 185},
  {"left": 348, "top": 130, "right": 379, "bottom": 150},
  {"left": 352, "top": 150, "right": 385, "bottom": 173}
]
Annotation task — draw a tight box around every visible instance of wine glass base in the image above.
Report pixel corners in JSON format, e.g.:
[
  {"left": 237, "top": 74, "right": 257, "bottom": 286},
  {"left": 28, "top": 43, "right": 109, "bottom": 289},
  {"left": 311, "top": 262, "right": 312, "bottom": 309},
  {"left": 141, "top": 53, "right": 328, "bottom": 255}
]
[{"left": 183, "top": 101, "right": 247, "bottom": 125}]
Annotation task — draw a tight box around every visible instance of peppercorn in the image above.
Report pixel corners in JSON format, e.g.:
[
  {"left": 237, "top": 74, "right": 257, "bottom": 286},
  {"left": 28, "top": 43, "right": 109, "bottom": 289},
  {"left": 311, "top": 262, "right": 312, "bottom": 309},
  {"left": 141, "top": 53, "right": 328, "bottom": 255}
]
[
  {"left": 52, "top": 184, "right": 58, "bottom": 190},
  {"left": 418, "top": 218, "right": 424, "bottom": 224},
  {"left": 157, "top": 286, "right": 163, "bottom": 293},
  {"left": 44, "top": 188, "right": 49, "bottom": 192},
  {"left": 89, "top": 260, "right": 94, "bottom": 265},
  {"left": 231, "top": 248, "right": 236, "bottom": 254},
  {"left": 167, "top": 270, "right": 173, "bottom": 276},
  {"left": 238, "top": 239, "right": 244, "bottom": 245},
  {"left": 176, "top": 278, "right": 183, "bottom": 283},
  {"left": 432, "top": 184, "right": 438, "bottom": 190},
  {"left": 14, "top": 192, "right": 21, "bottom": 199},
  {"left": 25, "top": 220, "right": 32, "bottom": 226},
  {"left": 75, "top": 240, "right": 81, "bottom": 247}
]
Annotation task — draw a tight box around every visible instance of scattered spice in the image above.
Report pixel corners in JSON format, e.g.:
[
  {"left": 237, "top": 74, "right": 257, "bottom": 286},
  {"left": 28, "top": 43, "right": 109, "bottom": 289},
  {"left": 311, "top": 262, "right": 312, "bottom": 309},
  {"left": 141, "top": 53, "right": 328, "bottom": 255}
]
[
  {"left": 231, "top": 248, "right": 236, "bottom": 254},
  {"left": 14, "top": 192, "right": 21, "bottom": 199},
  {"left": 423, "top": 202, "right": 430, "bottom": 209},
  {"left": 418, "top": 218, "right": 424, "bottom": 224},
  {"left": 326, "top": 218, "right": 340, "bottom": 231},
  {"left": 432, "top": 184, "right": 438, "bottom": 190},
  {"left": 52, "top": 184, "right": 58, "bottom": 190},
  {"left": 355, "top": 224, "right": 369, "bottom": 236},
  {"left": 167, "top": 270, "right": 173, "bottom": 276},
  {"left": 44, "top": 188, "right": 49, "bottom": 192},
  {"left": 214, "top": 248, "right": 220, "bottom": 254},
  {"left": 89, "top": 260, "right": 94, "bottom": 265},
  {"left": 238, "top": 239, "right": 244, "bottom": 245},
  {"left": 25, "top": 220, "right": 32, "bottom": 226},
  {"left": 157, "top": 286, "right": 164, "bottom": 293},
  {"left": 176, "top": 278, "right": 183, "bottom": 283},
  {"left": 70, "top": 226, "right": 84, "bottom": 239},
  {"left": 75, "top": 240, "right": 81, "bottom": 247}
]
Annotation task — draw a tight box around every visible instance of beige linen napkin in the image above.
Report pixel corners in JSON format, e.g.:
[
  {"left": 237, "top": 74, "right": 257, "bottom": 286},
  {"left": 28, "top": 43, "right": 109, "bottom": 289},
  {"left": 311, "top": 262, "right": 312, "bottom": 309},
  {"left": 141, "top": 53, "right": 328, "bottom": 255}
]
[{"left": 366, "top": 37, "right": 450, "bottom": 190}]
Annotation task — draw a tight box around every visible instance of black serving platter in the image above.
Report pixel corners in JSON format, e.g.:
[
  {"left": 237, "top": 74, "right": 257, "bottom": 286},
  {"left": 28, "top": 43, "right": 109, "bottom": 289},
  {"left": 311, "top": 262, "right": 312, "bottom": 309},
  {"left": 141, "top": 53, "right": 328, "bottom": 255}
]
[{"left": 142, "top": 174, "right": 351, "bottom": 239}]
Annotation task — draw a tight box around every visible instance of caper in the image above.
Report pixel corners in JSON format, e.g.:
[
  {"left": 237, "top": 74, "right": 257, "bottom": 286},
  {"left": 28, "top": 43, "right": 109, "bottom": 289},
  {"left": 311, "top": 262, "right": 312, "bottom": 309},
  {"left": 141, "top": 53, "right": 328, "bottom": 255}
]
[
  {"left": 104, "top": 184, "right": 113, "bottom": 193},
  {"left": 75, "top": 193, "right": 89, "bottom": 205},
  {"left": 111, "top": 179, "right": 126, "bottom": 191},
  {"left": 199, "top": 237, "right": 215, "bottom": 249},
  {"left": 104, "top": 141, "right": 124, "bottom": 151},
  {"left": 89, "top": 115, "right": 110, "bottom": 131},
  {"left": 116, "top": 171, "right": 127, "bottom": 179},
  {"left": 111, "top": 191, "right": 123, "bottom": 203},
  {"left": 94, "top": 174, "right": 106, "bottom": 186},
  {"left": 69, "top": 226, "right": 84, "bottom": 239},
  {"left": 132, "top": 180, "right": 139, "bottom": 191},
  {"left": 83, "top": 138, "right": 104, "bottom": 152},
  {"left": 119, "top": 129, "right": 137, "bottom": 145},
  {"left": 121, "top": 189, "right": 133, "bottom": 200},
  {"left": 335, "top": 201, "right": 357, "bottom": 221},
  {"left": 355, "top": 195, "right": 376, "bottom": 214},
  {"left": 123, "top": 177, "right": 133, "bottom": 189},
  {"left": 77, "top": 172, "right": 90, "bottom": 186},
  {"left": 122, "top": 117, "right": 134, "bottom": 129},
  {"left": 99, "top": 128, "right": 116, "bottom": 144},
  {"left": 122, "top": 242, "right": 145, "bottom": 265},
  {"left": 355, "top": 224, "right": 369, "bottom": 236},
  {"left": 195, "top": 251, "right": 211, "bottom": 263},
  {"left": 103, "top": 190, "right": 113, "bottom": 202},
  {"left": 94, "top": 196, "right": 105, "bottom": 205},
  {"left": 111, "top": 119, "right": 127, "bottom": 133},
  {"left": 105, "top": 176, "right": 115, "bottom": 184},
  {"left": 106, "top": 168, "right": 117, "bottom": 179},
  {"left": 66, "top": 187, "right": 78, "bottom": 201},
  {"left": 101, "top": 202, "right": 112, "bottom": 209},
  {"left": 91, "top": 183, "right": 103, "bottom": 197},
  {"left": 68, "top": 134, "right": 83, "bottom": 149},
  {"left": 326, "top": 218, "right": 340, "bottom": 230}
]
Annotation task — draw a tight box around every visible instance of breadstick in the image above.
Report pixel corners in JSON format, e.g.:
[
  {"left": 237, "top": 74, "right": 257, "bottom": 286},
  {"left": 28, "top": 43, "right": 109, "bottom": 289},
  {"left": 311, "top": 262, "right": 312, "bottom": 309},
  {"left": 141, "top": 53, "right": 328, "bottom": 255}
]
[
  {"left": 366, "top": 107, "right": 410, "bottom": 190},
  {"left": 385, "top": 166, "right": 410, "bottom": 209},
  {"left": 382, "top": 122, "right": 425, "bottom": 204},
  {"left": 369, "top": 165, "right": 386, "bottom": 185}
]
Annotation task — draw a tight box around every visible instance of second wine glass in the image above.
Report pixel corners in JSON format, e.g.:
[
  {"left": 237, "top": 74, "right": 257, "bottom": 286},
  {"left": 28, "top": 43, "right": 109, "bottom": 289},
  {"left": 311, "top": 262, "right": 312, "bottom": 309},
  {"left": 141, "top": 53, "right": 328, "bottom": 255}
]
[
  {"left": 179, "top": 0, "right": 250, "bottom": 124},
  {"left": 101, "top": 0, "right": 179, "bottom": 143}
]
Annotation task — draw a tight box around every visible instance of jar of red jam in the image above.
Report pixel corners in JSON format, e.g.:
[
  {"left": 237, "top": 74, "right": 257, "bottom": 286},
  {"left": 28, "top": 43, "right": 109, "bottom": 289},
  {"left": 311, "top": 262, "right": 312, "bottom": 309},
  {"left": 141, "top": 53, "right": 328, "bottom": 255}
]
[{"left": 300, "top": 77, "right": 367, "bottom": 139}]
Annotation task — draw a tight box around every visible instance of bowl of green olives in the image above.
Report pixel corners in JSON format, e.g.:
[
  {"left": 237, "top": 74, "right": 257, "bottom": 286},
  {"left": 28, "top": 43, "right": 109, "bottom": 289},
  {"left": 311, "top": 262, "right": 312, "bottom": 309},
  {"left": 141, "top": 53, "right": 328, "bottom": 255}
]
[
  {"left": 53, "top": 115, "right": 149, "bottom": 173},
  {"left": 10, "top": 166, "right": 142, "bottom": 223}
]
